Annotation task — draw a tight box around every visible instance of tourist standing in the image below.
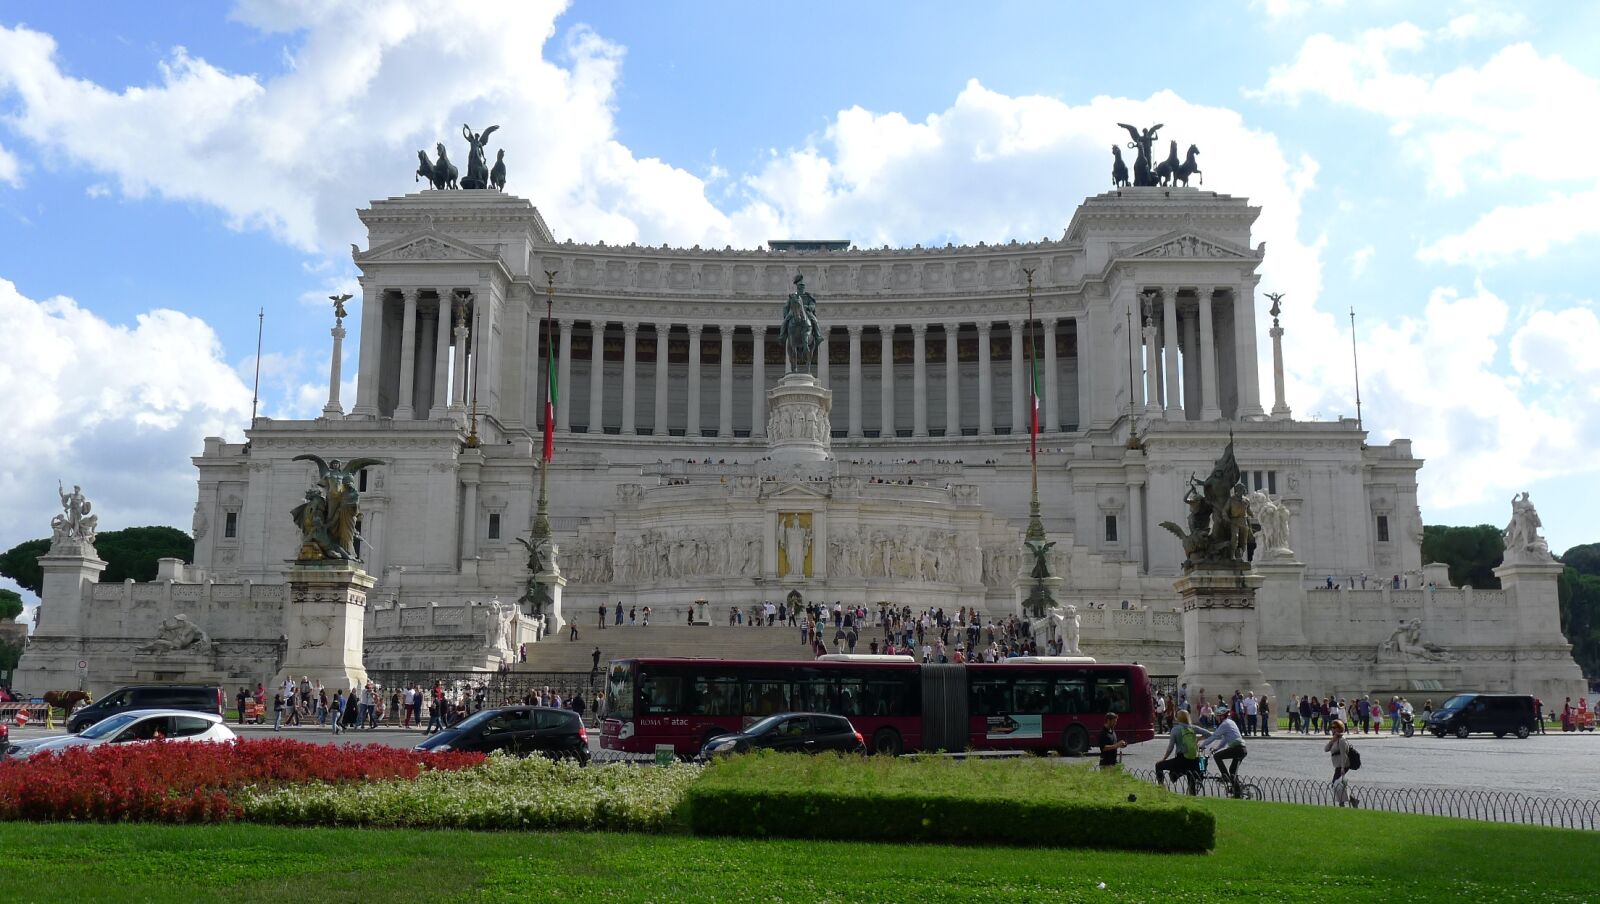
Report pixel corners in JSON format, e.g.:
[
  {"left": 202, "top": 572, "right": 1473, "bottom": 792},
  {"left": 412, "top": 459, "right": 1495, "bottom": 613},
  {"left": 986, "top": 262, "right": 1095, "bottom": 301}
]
[
  {"left": 1098, "top": 712, "right": 1127, "bottom": 769},
  {"left": 330, "top": 690, "right": 345, "bottom": 735},
  {"left": 1325, "top": 720, "right": 1358, "bottom": 807},
  {"left": 598, "top": 604, "right": 607, "bottom": 630},
  {"left": 1259, "top": 696, "right": 1271, "bottom": 737}
]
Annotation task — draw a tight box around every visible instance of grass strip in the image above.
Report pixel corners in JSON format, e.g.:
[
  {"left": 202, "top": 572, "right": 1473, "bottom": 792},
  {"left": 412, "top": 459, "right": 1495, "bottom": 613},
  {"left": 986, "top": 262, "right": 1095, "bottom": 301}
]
[{"left": 688, "top": 752, "right": 1213, "bottom": 851}]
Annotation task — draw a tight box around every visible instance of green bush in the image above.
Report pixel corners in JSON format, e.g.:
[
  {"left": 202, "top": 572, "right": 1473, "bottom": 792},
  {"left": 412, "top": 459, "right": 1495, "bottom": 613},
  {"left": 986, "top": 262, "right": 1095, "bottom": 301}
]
[
  {"left": 687, "top": 752, "right": 1213, "bottom": 852},
  {"left": 240, "top": 755, "right": 700, "bottom": 832}
]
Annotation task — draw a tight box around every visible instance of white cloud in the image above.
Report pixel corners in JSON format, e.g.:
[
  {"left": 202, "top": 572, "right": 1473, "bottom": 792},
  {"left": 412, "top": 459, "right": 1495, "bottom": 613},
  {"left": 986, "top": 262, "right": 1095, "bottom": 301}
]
[
  {"left": 0, "top": 141, "right": 19, "bottom": 186},
  {"left": 1352, "top": 283, "right": 1600, "bottom": 509},
  {"left": 0, "top": 278, "right": 252, "bottom": 554},
  {"left": 1251, "top": 0, "right": 1346, "bottom": 22},
  {"left": 1349, "top": 244, "right": 1374, "bottom": 278},
  {"left": 1418, "top": 188, "right": 1600, "bottom": 266},
  {"left": 1440, "top": 10, "right": 1528, "bottom": 40},
  {"left": 0, "top": 4, "right": 750, "bottom": 255},
  {"left": 1256, "top": 32, "right": 1600, "bottom": 197}
]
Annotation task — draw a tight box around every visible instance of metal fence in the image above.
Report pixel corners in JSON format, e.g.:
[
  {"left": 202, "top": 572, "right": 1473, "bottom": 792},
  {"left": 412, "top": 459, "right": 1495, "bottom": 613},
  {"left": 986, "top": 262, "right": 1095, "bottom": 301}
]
[
  {"left": 1125, "top": 767, "right": 1600, "bottom": 831},
  {"left": 365, "top": 670, "right": 602, "bottom": 711}
]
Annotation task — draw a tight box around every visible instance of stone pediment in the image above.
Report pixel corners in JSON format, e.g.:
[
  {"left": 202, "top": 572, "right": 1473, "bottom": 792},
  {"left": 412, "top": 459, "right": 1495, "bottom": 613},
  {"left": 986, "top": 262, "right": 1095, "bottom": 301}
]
[
  {"left": 768, "top": 481, "right": 830, "bottom": 499},
  {"left": 356, "top": 231, "right": 496, "bottom": 264},
  {"left": 1123, "top": 231, "right": 1255, "bottom": 261}
]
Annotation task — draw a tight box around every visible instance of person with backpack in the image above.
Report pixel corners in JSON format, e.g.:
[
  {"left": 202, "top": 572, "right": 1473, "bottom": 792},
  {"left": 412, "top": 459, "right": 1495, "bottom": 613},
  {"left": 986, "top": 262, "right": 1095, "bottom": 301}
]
[
  {"left": 1155, "top": 710, "right": 1201, "bottom": 786},
  {"left": 1325, "top": 719, "right": 1361, "bottom": 807}
]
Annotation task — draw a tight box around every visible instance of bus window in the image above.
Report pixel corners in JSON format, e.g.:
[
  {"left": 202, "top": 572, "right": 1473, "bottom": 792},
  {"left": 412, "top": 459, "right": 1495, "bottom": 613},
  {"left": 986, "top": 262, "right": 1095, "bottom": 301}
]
[
  {"left": 796, "top": 676, "right": 834, "bottom": 712},
  {"left": 866, "top": 678, "right": 909, "bottom": 716},
  {"left": 744, "top": 680, "right": 790, "bottom": 716},
  {"left": 838, "top": 679, "right": 866, "bottom": 716},
  {"left": 605, "top": 663, "right": 634, "bottom": 720},
  {"left": 1094, "top": 675, "right": 1131, "bottom": 713},
  {"left": 969, "top": 676, "right": 1009, "bottom": 715},
  {"left": 1012, "top": 679, "right": 1050, "bottom": 714},
  {"left": 641, "top": 674, "right": 684, "bottom": 714},
  {"left": 1051, "top": 675, "right": 1089, "bottom": 714},
  {"left": 691, "top": 677, "right": 739, "bottom": 715}
]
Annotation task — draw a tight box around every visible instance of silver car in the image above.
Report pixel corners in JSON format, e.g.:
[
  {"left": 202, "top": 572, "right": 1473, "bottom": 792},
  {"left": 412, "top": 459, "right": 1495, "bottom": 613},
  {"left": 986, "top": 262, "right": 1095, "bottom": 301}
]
[{"left": 6, "top": 709, "right": 237, "bottom": 759}]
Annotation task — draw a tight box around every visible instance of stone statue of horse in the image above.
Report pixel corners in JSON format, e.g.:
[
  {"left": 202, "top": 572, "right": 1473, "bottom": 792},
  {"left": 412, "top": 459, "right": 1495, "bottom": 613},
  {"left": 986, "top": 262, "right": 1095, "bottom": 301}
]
[
  {"left": 1111, "top": 146, "right": 1129, "bottom": 188},
  {"left": 1174, "top": 144, "right": 1202, "bottom": 186},
  {"left": 416, "top": 150, "right": 435, "bottom": 186},
  {"left": 431, "top": 143, "right": 459, "bottom": 190},
  {"left": 1156, "top": 140, "right": 1182, "bottom": 186}
]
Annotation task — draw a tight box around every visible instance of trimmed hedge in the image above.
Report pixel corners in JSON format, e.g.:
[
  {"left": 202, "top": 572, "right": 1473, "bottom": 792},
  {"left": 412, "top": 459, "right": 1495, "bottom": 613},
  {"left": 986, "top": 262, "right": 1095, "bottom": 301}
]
[{"left": 687, "top": 752, "right": 1213, "bottom": 852}]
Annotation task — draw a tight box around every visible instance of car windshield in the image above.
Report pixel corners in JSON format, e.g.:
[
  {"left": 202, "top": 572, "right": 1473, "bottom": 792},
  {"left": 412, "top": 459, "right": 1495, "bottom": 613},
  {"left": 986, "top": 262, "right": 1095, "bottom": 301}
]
[
  {"left": 1438, "top": 695, "right": 1473, "bottom": 712},
  {"left": 80, "top": 712, "right": 141, "bottom": 740},
  {"left": 745, "top": 715, "right": 787, "bottom": 735},
  {"left": 449, "top": 710, "right": 496, "bottom": 733}
]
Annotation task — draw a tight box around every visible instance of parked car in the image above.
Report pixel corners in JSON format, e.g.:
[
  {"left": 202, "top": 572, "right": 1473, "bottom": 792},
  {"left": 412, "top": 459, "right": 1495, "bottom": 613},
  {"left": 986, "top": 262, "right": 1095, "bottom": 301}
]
[
  {"left": 8, "top": 710, "right": 236, "bottom": 759},
  {"left": 414, "top": 706, "right": 589, "bottom": 764},
  {"left": 699, "top": 713, "right": 865, "bottom": 759},
  {"left": 1426, "top": 693, "right": 1539, "bottom": 739},
  {"left": 67, "top": 685, "right": 225, "bottom": 734}
]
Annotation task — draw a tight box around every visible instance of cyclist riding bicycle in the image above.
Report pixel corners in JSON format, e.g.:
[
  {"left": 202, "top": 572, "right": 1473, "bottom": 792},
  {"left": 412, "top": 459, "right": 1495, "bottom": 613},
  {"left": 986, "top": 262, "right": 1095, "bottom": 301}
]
[
  {"left": 1154, "top": 710, "right": 1201, "bottom": 785},
  {"left": 1195, "top": 709, "right": 1247, "bottom": 791}
]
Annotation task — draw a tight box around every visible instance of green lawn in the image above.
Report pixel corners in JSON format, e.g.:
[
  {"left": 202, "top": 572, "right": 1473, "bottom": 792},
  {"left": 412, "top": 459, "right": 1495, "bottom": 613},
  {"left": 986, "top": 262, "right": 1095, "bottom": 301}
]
[{"left": 0, "top": 799, "right": 1594, "bottom": 903}]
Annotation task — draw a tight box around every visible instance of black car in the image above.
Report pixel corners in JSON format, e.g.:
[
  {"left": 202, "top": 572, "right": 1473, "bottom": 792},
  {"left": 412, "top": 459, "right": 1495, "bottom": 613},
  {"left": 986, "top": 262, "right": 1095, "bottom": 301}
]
[
  {"left": 67, "top": 685, "right": 224, "bottom": 734},
  {"left": 699, "top": 713, "right": 865, "bottom": 759},
  {"left": 1426, "top": 693, "right": 1539, "bottom": 739},
  {"left": 415, "top": 705, "right": 589, "bottom": 764}
]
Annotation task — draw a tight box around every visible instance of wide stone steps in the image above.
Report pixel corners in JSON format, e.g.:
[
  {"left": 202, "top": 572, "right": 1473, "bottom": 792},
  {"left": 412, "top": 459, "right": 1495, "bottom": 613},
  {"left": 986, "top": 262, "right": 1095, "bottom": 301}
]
[{"left": 519, "top": 623, "right": 831, "bottom": 672}]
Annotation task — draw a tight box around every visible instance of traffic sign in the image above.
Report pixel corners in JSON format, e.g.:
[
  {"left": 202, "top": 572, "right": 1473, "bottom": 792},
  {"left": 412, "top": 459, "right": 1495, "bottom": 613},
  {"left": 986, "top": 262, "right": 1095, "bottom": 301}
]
[{"left": 77, "top": 660, "right": 87, "bottom": 670}]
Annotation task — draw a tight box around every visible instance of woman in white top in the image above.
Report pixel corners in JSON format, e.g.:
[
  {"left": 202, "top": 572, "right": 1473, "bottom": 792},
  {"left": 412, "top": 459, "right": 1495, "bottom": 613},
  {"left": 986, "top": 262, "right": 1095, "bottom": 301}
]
[{"left": 1324, "top": 719, "right": 1359, "bottom": 807}]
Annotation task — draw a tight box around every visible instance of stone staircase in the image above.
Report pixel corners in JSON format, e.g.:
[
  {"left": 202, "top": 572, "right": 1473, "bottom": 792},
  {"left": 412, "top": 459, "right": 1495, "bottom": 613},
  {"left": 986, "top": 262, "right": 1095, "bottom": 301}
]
[{"left": 519, "top": 623, "right": 818, "bottom": 672}]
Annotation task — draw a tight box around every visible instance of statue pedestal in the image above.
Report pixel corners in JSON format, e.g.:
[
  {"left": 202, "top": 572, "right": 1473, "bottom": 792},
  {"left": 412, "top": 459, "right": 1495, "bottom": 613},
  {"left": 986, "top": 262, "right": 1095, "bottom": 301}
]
[
  {"left": 690, "top": 599, "right": 711, "bottom": 626},
  {"left": 277, "top": 561, "right": 374, "bottom": 692},
  {"left": 1372, "top": 661, "right": 1461, "bottom": 695},
  {"left": 1253, "top": 557, "right": 1307, "bottom": 647},
  {"left": 535, "top": 570, "right": 567, "bottom": 637},
  {"left": 1176, "top": 566, "right": 1272, "bottom": 701},
  {"left": 14, "top": 547, "right": 106, "bottom": 696},
  {"left": 767, "top": 373, "right": 833, "bottom": 464},
  {"left": 1013, "top": 574, "right": 1064, "bottom": 620}
]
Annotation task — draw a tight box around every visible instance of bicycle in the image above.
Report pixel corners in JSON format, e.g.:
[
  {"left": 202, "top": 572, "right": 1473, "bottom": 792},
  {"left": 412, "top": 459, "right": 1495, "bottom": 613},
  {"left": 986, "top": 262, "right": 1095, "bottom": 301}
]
[{"left": 1181, "top": 754, "right": 1262, "bottom": 800}]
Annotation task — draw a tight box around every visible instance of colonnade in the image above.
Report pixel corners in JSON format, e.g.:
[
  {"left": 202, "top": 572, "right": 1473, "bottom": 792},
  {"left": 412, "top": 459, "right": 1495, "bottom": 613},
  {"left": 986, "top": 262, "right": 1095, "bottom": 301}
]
[
  {"left": 353, "top": 287, "right": 476, "bottom": 420},
  {"left": 1128, "top": 284, "right": 1261, "bottom": 421},
  {"left": 543, "top": 319, "right": 1086, "bottom": 440}
]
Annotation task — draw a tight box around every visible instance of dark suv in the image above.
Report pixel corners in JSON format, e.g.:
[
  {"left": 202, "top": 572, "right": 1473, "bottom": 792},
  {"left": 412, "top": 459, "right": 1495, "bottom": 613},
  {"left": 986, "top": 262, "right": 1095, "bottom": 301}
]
[
  {"left": 415, "top": 706, "right": 589, "bottom": 764},
  {"left": 1426, "top": 693, "right": 1539, "bottom": 739},
  {"left": 67, "top": 685, "right": 224, "bottom": 734},
  {"left": 699, "top": 713, "right": 866, "bottom": 759}
]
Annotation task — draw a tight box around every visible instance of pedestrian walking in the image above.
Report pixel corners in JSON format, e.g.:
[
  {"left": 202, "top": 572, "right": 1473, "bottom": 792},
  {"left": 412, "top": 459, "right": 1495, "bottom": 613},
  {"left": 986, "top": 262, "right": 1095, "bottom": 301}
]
[{"left": 1326, "top": 720, "right": 1359, "bottom": 807}]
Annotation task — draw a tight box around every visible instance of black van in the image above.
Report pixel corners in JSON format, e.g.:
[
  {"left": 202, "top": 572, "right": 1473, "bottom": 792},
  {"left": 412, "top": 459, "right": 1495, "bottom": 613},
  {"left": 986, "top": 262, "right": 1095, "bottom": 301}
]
[
  {"left": 1426, "top": 693, "right": 1538, "bottom": 739},
  {"left": 67, "top": 685, "right": 224, "bottom": 734}
]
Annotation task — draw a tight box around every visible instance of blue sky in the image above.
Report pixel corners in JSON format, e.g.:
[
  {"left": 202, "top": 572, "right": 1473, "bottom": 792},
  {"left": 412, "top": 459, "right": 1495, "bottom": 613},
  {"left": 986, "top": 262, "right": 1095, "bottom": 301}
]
[{"left": 1, "top": 1, "right": 1597, "bottom": 612}]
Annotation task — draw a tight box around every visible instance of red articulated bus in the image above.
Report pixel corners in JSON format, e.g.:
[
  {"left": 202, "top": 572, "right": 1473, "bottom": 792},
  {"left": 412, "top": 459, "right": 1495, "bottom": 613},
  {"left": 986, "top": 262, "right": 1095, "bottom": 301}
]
[{"left": 600, "top": 654, "right": 1155, "bottom": 757}]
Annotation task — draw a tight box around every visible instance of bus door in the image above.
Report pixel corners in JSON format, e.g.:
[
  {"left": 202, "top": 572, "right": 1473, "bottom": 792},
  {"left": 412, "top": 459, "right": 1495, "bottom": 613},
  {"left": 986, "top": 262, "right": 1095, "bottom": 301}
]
[{"left": 920, "top": 664, "right": 967, "bottom": 752}]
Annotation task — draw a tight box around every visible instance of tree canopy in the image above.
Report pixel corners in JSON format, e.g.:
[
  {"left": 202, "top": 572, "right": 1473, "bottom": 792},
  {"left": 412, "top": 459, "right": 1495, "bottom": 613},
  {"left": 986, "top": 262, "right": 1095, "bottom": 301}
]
[
  {"left": 0, "top": 527, "right": 193, "bottom": 596},
  {"left": 1558, "top": 543, "right": 1600, "bottom": 680},
  {"left": 0, "top": 589, "right": 23, "bottom": 622},
  {"left": 1420, "top": 524, "right": 1504, "bottom": 589}
]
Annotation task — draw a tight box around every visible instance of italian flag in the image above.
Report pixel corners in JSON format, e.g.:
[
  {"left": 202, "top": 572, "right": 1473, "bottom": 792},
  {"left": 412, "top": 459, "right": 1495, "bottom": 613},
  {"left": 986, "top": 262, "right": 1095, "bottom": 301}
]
[
  {"left": 542, "top": 317, "right": 558, "bottom": 462},
  {"left": 1029, "top": 322, "right": 1041, "bottom": 460}
]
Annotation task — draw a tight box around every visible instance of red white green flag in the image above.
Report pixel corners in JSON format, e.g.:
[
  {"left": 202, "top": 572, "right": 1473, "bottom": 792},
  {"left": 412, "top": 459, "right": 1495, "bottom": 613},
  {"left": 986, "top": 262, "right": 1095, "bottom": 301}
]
[{"left": 542, "top": 318, "right": 558, "bottom": 462}]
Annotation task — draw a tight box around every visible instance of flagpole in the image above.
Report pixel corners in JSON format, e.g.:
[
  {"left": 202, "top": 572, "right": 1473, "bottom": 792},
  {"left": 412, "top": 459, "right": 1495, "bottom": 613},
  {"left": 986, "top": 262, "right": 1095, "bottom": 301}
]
[
  {"left": 1349, "top": 306, "right": 1363, "bottom": 433},
  {"left": 1024, "top": 268, "right": 1044, "bottom": 545},
  {"left": 532, "top": 271, "right": 557, "bottom": 541},
  {"left": 249, "top": 307, "right": 264, "bottom": 429}
]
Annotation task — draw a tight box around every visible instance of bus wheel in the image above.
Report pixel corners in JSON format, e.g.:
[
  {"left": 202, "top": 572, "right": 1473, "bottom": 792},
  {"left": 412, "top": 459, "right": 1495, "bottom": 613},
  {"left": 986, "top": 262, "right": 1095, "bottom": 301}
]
[
  {"left": 1062, "top": 725, "right": 1090, "bottom": 757},
  {"left": 872, "top": 727, "right": 903, "bottom": 757}
]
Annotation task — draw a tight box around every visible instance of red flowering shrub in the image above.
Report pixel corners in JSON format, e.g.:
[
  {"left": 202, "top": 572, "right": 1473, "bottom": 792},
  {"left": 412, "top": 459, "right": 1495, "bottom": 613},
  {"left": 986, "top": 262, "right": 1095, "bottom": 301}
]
[{"left": 0, "top": 739, "right": 483, "bottom": 823}]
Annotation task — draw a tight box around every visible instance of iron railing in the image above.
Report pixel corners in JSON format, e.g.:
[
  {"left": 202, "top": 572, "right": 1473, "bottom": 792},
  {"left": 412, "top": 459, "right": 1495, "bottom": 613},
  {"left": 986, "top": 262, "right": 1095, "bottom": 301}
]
[
  {"left": 1126, "top": 767, "right": 1600, "bottom": 830},
  {"left": 365, "top": 670, "right": 602, "bottom": 712}
]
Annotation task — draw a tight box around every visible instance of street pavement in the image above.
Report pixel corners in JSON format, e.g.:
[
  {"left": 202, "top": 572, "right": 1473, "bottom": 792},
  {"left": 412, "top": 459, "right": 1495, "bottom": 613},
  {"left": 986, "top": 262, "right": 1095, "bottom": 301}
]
[
  {"left": 14, "top": 721, "right": 1599, "bottom": 799},
  {"left": 1119, "top": 727, "right": 1600, "bottom": 799}
]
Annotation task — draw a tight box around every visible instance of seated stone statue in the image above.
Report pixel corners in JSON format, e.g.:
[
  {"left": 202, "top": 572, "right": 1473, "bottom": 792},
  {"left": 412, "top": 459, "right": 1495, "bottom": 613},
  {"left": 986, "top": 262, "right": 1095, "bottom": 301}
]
[
  {"left": 137, "top": 614, "right": 212, "bottom": 656},
  {"left": 1378, "top": 618, "right": 1454, "bottom": 663}
]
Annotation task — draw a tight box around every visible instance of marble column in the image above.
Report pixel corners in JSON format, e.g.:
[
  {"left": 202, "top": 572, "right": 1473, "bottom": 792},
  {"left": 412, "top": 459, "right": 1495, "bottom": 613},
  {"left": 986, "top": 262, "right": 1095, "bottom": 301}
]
[
  {"left": 394, "top": 289, "right": 419, "bottom": 419},
  {"left": 847, "top": 325, "right": 863, "bottom": 437},
  {"left": 1181, "top": 309, "right": 1199, "bottom": 421},
  {"left": 557, "top": 319, "right": 574, "bottom": 431},
  {"left": 751, "top": 327, "right": 767, "bottom": 437},
  {"left": 323, "top": 316, "right": 346, "bottom": 418},
  {"left": 719, "top": 327, "right": 734, "bottom": 437},
  {"left": 620, "top": 321, "right": 638, "bottom": 435},
  {"left": 1163, "top": 286, "right": 1182, "bottom": 420},
  {"left": 1074, "top": 314, "right": 1090, "bottom": 431},
  {"left": 1127, "top": 478, "right": 1146, "bottom": 571},
  {"left": 430, "top": 294, "right": 451, "bottom": 419},
  {"left": 1009, "top": 319, "right": 1025, "bottom": 434},
  {"left": 912, "top": 324, "right": 928, "bottom": 437},
  {"left": 451, "top": 300, "right": 469, "bottom": 410},
  {"left": 352, "top": 285, "right": 382, "bottom": 418},
  {"left": 587, "top": 320, "right": 605, "bottom": 433},
  {"left": 460, "top": 479, "right": 479, "bottom": 559},
  {"left": 880, "top": 326, "right": 895, "bottom": 437},
  {"left": 977, "top": 323, "right": 993, "bottom": 435},
  {"left": 1270, "top": 313, "right": 1292, "bottom": 420},
  {"left": 817, "top": 330, "right": 830, "bottom": 388},
  {"left": 943, "top": 324, "right": 960, "bottom": 436},
  {"left": 1141, "top": 300, "right": 1160, "bottom": 414},
  {"left": 1198, "top": 288, "right": 1222, "bottom": 421},
  {"left": 1234, "top": 283, "right": 1266, "bottom": 417},
  {"left": 687, "top": 326, "right": 703, "bottom": 437},
  {"left": 1043, "top": 317, "right": 1060, "bottom": 434},
  {"left": 654, "top": 324, "right": 670, "bottom": 434}
]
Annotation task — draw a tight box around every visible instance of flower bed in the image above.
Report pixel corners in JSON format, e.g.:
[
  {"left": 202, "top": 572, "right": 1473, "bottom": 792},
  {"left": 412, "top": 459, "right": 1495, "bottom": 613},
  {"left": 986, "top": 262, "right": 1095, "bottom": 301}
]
[
  {"left": 0, "top": 739, "right": 483, "bottom": 823},
  {"left": 241, "top": 755, "right": 701, "bottom": 832}
]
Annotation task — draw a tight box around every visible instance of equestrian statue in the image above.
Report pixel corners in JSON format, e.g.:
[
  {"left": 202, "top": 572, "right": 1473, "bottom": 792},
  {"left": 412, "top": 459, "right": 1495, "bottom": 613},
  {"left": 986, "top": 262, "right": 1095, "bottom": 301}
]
[{"left": 779, "top": 275, "right": 822, "bottom": 373}]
